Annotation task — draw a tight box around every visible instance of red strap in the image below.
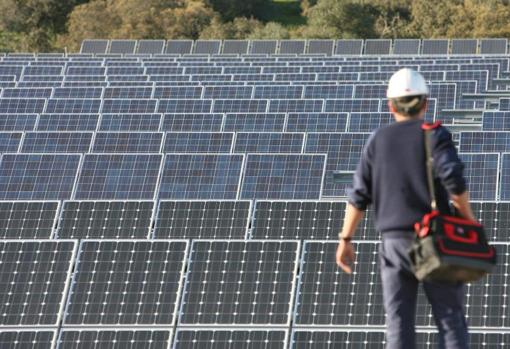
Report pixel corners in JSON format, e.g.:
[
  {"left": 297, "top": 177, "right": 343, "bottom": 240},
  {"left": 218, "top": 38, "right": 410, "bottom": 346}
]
[{"left": 421, "top": 121, "right": 442, "bottom": 130}]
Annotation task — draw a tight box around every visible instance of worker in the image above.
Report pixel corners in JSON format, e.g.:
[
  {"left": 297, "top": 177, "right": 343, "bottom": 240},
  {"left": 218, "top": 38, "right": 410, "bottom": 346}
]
[{"left": 336, "top": 68, "right": 475, "bottom": 349}]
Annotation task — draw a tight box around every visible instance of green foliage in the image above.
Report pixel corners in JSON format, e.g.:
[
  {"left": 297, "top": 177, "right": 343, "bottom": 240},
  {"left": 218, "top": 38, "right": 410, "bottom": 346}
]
[
  {"left": 207, "top": 0, "right": 269, "bottom": 21},
  {"left": 248, "top": 22, "right": 290, "bottom": 39},
  {"left": 199, "top": 17, "right": 264, "bottom": 39},
  {"left": 0, "top": 30, "right": 24, "bottom": 53}
]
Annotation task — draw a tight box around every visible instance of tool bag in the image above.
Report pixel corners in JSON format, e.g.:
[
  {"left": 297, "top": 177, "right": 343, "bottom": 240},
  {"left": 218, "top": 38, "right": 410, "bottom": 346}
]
[{"left": 408, "top": 122, "right": 496, "bottom": 283}]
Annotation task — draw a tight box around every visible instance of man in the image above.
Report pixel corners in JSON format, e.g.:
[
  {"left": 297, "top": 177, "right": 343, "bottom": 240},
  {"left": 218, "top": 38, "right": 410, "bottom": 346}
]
[{"left": 336, "top": 68, "right": 475, "bottom": 349}]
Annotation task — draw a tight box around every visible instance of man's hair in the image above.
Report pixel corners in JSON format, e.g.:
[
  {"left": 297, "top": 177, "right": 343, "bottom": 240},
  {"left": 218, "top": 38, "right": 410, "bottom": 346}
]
[{"left": 390, "top": 95, "right": 427, "bottom": 117}]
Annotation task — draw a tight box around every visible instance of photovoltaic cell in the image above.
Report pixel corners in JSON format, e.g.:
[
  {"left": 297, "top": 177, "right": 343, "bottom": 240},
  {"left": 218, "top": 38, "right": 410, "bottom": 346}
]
[
  {"left": 179, "top": 240, "right": 299, "bottom": 325},
  {"left": 64, "top": 240, "right": 188, "bottom": 325},
  {"left": 459, "top": 132, "right": 510, "bottom": 153},
  {"left": 74, "top": 153, "right": 161, "bottom": 200},
  {"left": 305, "top": 133, "right": 370, "bottom": 197},
  {"left": 103, "top": 87, "right": 152, "bottom": 99},
  {"left": 45, "top": 99, "right": 101, "bottom": 114},
  {"left": 173, "top": 329, "right": 287, "bottom": 349},
  {"left": 159, "top": 154, "right": 244, "bottom": 200},
  {"left": 36, "top": 114, "right": 99, "bottom": 131},
  {"left": 101, "top": 99, "right": 157, "bottom": 114},
  {"left": 0, "top": 330, "right": 56, "bottom": 349},
  {"left": 0, "top": 132, "right": 22, "bottom": 152},
  {"left": 153, "top": 200, "right": 251, "bottom": 239},
  {"left": 0, "top": 240, "right": 76, "bottom": 325},
  {"left": 459, "top": 153, "right": 499, "bottom": 200},
  {"left": 92, "top": 132, "right": 163, "bottom": 153},
  {"left": 268, "top": 99, "right": 323, "bottom": 113},
  {"left": 347, "top": 113, "right": 393, "bottom": 132},
  {"left": 21, "top": 132, "right": 93, "bottom": 153},
  {"left": 0, "top": 154, "right": 81, "bottom": 200},
  {"left": 204, "top": 86, "right": 253, "bottom": 99},
  {"left": 153, "top": 86, "right": 203, "bottom": 99},
  {"left": 53, "top": 87, "right": 103, "bottom": 99},
  {"left": 223, "top": 113, "right": 285, "bottom": 132},
  {"left": 57, "top": 330, "right": 171, "bottom": 349},
  {"left": 158, "top": 100, "right": 212, "bottom": 113},
  {"left": 164, "top": 132, "right": 233, "bottom": 153},
  {"left": 250, "top": 200, "right": 345, "bottom": 239},
  {"left": 213, "top": 99, "right": 267, "bottom": 113},
  {"left": 254, "top": 86, "right": 302, "bottom": 99},
  {"left": 0, "top": 114, "right": 36, "bottom": 131},
  {"left": 303, "top": 85, "right": 353, "bottom": 99},
  {"left": 56, "top": 201, "right": 154, "bottom": 239},
  {"left": 471, "top": 202, "right": 510, "bottom": 241},
  {"left": 161, "top": 113, "right": 223, "bottom": 132},
  {"left": 0, "top": 98, "right": 45, "bottom": 113},
  {"left": 240, "top": 154, "right": 326, "bottom": 200},
  {"left": 324, "top": 99, "right": 380, "bottom": 113},
  {"left": 1, "top": 87, "right": 52, "bottom": 98},
  {"left": 233, "top": 132, "right": 304, "bottom": 153},
  {"left": 99, "top": 114, "right": 161, "bottom": 132},
  {"left": 0, "top": 201, "right": 59, "bottom": 239},
  {"left": 285, "top": 113, "right": 348, "bottom": 132}
]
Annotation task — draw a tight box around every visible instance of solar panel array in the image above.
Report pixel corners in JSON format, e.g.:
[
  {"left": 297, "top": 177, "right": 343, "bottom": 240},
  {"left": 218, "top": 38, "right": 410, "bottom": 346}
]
[{"left": 0, "top": 43, "right": 509, "bottom": 348}]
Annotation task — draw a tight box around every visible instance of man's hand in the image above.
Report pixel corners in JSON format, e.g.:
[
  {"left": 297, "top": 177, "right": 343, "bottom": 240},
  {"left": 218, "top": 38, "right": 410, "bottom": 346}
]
[{"left": 336, "top": 241, "right": 356, "bottom": 274}]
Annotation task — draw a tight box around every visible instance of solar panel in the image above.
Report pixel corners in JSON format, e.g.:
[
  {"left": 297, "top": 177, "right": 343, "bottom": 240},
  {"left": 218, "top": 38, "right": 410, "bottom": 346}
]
[
  {"left": 101, "top": 99, "right": 157, "bottom": 113},
  {"left": 0, "top": 98, "right": 45, "bottom": 113},
  {"left": 347, "top": 112, "right": 393, "bottom": 132},
  {"left": 459, "top": 132, "right": 510, "bottom": 153},
  {"left": 364, "top": 39, "right": 391, "bottom": 55},
  {"left": 446, "top": 71, "right": 488, "bottom": 92},
  {"left": 36, "top": 114, "right": 99, "bottom": 131},
  {"left": 459, "top": 153, "right": 499, "bottom": 200},
  {"left": 480, "top": 38, "right": 508, "bottom": 54},
  {"left": 303, "top": 85, "right": 353, "bottom": 99},
  {"left": 1, "top": 87, "right": 52, "bottom": 98},
  {"left": 45, "top": 99, "right": 101, "bottom": 114},
  {"left": 222, "top": 40, "right": 249, "bottom": 55},
  {"left": 335, "top": 40, "right": 363, "bottom": 55},
  {"left": 23, "top": 66, "right": 63, "bottom": 76},
  {"left": 285, "top": 113, "right": 348, "bottom": 132},
  {"left": 162, "top": 113, "right": 223, "bottom": 132},
  {"left": 74, "top": 154, "right": 162, "bottom": 200},
  {"left": 201, "top": 85, "right": 251, "bottom": 99},
  {"left": 57, "top": 330, "right": 171, "bottom": 349},
  {"left": 324, "top": 99, "right": 380, "bottom": 113},
  {"left": 178, "top": 240, "right": 299, "bottom": 325},
  {"left": 99, "top": 113, "right": 161, "bottom": 131},
  {"left": 254, "top": 86, "right": 302, "bottom": 99},
  {"left": 173, "top": 329, "right": 288, "bottom": 348},
  {"left": 0, "top": 201, "right": 59, "bottom": 239},
  {"left": 92, "top": 132, "right": 163, "bottom": 153},
  {"left": 21, "top": 132, "right": 93, "bottom": 153},
  {"left": 279, "top": 40, "right": 305, "bottom": 54},
  {"left": 56, "top": 201, "right": 154, "bottom": 239},
  {"left": 137, "top": 40, "right": 165, "bottom": 54},
  {"left": 250, "top": 40, "right": 277, "bottom": 54},
  {"left": 0, "top": 330, "right": 56, "bottom": 349},
  {"left": 153, "top": 86, "right": 202, "bottom": 99},
  {"left": 0, "top": 114, "right": 35, "bottom": 131},
  {"left": 233, "top": 132, "right": 304, "bottom": 153},
  {"left": 103, "top": 87, "right": 152, "bottom": 99},
  {"left": 64, "top": 240, "right": 188, "bottom": 325},
  {"left": 164, "top": 132, "right": 233, "bottom": 153},
  {"left": 53, "top": 87, "right": 103, "bottom": 99},
  {"left": 240, "top": 154, "right": 325, "bottom": 200},
  {"left": 307, "top": 40, "right": 334, "bottom": 56},
  {"left": 393, "top": 39, "right": 420, "bottom": 55},
  {"left": 213, "top": 99, "right": 267, "bottom": 113},
  {"left": 267, "top": 99, "right": 322, "bottom": 113},
  {"left": 193, "top": 40, "right": 221, "bottom": 55},
  {"left": 482, "top": 111, "right": 510, "bottom": 131},
  {"left": 0, "top": 154, "right": 81, "bottom": 200},
  {"left": 223, "top": 113, "right": 285, "bottom": 132},
  {"left": 305, "top": 132, "right": 370, "bottom": 197},
  {"left": 500, "top": 98, "right": 510, "bottom": 111},
  {"left": 158, "top": 99, "right": 212, "bottom": 113},
  {"left": 159, "top": 154, "right": 244, "bottom": 200},
  {"left": 66, "top": 66, "right": 106, "bottom": 75},
  {"left": 0, "top": 240, "right": 76, "bottom": 325},
  {"left": 81, "top": 39, "right": 109, "bottom": 54},
  {"left": 316, "top": 72, "right": 359, "bottom": 81},
  {"left": 451, "top": 39, "right": 478, "bottom": 54},
  {"left": 0, "top": 132, "right": 21, "bottom": 152},
  {"left": 250, "top": 200, "right": 345, "bottom": 240},
  {"left": 153, "top": 200, "right": 251, "bottom": 239}
]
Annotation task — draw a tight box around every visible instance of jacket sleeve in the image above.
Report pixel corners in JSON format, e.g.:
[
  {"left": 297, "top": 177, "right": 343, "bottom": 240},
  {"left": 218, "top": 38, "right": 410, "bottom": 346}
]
[
  {"left": 347, "top": 134, "right": 374, "bottom": 210},
  {"left": 432, "top": 126, "right": 467, "bottom": 195}
]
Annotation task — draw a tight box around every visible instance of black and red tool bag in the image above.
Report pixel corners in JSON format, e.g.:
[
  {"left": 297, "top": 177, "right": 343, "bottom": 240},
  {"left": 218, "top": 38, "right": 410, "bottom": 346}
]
[{"left": 408, "top": 121, "right": 497, "bottom": 283}]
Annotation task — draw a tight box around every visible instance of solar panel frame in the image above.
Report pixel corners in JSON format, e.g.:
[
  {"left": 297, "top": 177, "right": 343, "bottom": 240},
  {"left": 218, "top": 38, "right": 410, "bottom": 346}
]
[
  {"left": 480, "top": 38, "right": 508, "bottom": 54},
  {"left": 0, "top": 239, "right": 77, "bottom": 327},
  {"left": 0, "top": 329, "right": 57, "bottom": 348},
  {"left": 57, "top": 329, "right": 172, "bottom": 349},
  {"left": 101, "top": 99, "right": 157, "bottom": 113},
  {"left": 393, "top": 39, "right": 421, "bottom": 55},
  {"left": 233, "top": 132, "right": 305, "bottom": 153},
  {"left": 222, "top": 40, "right": 249, "bottom": 55},
  {"left": 223, "top": 113, "right": 285, "bottom": 132},
  {"left": 45, "top": 98, "right": 101, "bottom": 114},
  {"left": 55, "top": 200, "right": 155, "bottom": 239},
  {"left": 335, "top": 40, "right": 363, "bottom": 55},
  {"left": 364, "top": 39, "right": 391, "bottom": 55},
  {"left": 178, "top": 239, "right": 300, "bottom": 326},
  {"left": 99, "top": 113, "right": 162, "bottom": 132},
  {"left": 163, "top": 131, "right": 233, "bottom": 153},
  {"left": 213, "top": 99, "right": 268, "bottom": 113},
  {"left": 249, "top": 40, "right": 277, "bottom": 54},
  {"left": 279, "top": 40, "right": 306, "bottom": 54},
  {"left": 137, "top": 40, "right": 165, "bottom": 54},
  {"left": 193, "top": 40, "right": 221, "bottom": 55},
  {"left": 92, "top": 131, "right": 164, "bottom": 153},
  {"left": 152, "top": 199, "right": 252, "bottom": 240},
  {"left": 1, "top": 87, "right": 52, "bottom": 98},
  {"left": 0, "top": 114, "right": 37, "bottom": 131},
  {"left": 451, "top": 39, "right": 478, "bottom": 55},
  {"left": 81, "top": 40, "right": 109, "bottom": 54},
  {"left": 63, "top": 239, "right": 189, "bottom": 326},
  {"left": 459, "top": 152, "right": 500, "bottom": 201},
  {"left": 0, "top": 200, "right": 60, "bottom": 239},
  {"left": 158, "top": 99, "right": 212, "bottom": 114},
  {"left": 162, "top": 113, "right": 223, "bottom": 132},
  {"left": 36, "top": 114, "right": 99, "bottom": 131},
  {"left": 0, "top": 98, "right": 46, "bottom": 114},
  {"left": 307, "top": 40, "right": 334, "bottom": 56}
]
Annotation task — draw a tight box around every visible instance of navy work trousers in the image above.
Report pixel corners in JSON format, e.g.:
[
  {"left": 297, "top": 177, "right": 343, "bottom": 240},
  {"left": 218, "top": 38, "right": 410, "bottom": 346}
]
[{"left": 379, "top": 232, "right": 469, "bottom": 349}]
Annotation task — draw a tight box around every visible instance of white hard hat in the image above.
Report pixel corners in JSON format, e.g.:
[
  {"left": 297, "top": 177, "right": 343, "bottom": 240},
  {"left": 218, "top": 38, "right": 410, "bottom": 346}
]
[{"left": 386, "top": 68, "right": 429, "bottom": 99}]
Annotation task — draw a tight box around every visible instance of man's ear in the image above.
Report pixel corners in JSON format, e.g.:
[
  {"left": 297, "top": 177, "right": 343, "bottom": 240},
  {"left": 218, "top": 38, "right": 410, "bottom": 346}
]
[{"left": 387, "top": 100, "right": 396, "bottom": 113}]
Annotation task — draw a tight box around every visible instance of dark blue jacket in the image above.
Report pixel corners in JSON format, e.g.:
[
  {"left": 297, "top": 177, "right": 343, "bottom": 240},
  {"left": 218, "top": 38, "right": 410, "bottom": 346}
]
[{"left": 347, "top": 119, "right": 466, "bottom": 233}]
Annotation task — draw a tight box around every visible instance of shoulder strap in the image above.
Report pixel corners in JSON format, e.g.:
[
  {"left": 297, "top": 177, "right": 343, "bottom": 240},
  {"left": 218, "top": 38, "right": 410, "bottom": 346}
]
[{"left": 422, "top": 122, "right": 441, "bottom": 211}]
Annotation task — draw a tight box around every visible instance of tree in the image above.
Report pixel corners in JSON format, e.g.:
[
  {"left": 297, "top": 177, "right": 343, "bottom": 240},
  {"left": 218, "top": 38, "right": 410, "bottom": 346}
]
[
  {"left": 301, "top": 0, "right": 378, "bottom": 39},
  {"left": 248, "top": 22, "right": 290, "bottom": 39},
  {"left": 407, "top": 0, "right": 461, "bottom": 38},
  {"left": 206, "top": 0, "right": 269, "bottom": 21},
  {"left": 199, "top": 17, "right": 264, "bottom": 39},
  {"left": 59, "top": 0, "right": 218, "bottom": 51}
]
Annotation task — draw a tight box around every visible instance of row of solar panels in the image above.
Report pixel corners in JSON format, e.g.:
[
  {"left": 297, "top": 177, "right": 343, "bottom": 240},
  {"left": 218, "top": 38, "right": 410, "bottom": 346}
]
[
  {"left": 0, "top": 239, "right": 507, "bottom": 329},
  {"left": 1, "top": 199, "right": 509, "bottom": 241},
  {"left": 0, "top": 152, "right": 501, "bottom": 200},
  {"left": 3, "top": 329, "right": 510, "bottom": 348},
  {"left": 79, "top": 38, "right": 510, "bottom": 56}
]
